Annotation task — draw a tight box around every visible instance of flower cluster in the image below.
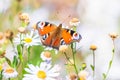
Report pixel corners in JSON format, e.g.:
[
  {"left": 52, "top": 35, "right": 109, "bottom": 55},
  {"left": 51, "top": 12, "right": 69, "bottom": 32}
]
[
  {"left": 0, "top": 12, "right": 119, "bottom": 80},
  {"left": 0, "top": 13, "right": 62, "bottom": 80}
]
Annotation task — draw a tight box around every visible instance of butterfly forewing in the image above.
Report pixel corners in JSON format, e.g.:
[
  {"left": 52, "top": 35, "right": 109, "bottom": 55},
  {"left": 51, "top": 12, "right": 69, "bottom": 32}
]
[
  {"left": 37, "top": 21, "right": 57, "bottom": 36},
  {"left": 37, "top": 21, "right": 60, "bottom": 48}
]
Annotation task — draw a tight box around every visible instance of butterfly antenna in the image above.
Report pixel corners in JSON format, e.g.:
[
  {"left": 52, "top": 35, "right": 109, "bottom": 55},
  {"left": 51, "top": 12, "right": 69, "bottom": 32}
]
[{"left": 55, "top": 7, "right": 71, "bottom": 24}]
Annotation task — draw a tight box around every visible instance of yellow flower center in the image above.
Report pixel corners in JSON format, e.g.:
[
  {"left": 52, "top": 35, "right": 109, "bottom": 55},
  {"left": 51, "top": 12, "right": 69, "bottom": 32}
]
[
  {"left": 0, "top": 65, "right": 3, "bottom": 71},
  {"left": 90, "top": 44, "right": 97, "bottom": 51},
  {"left": 37, "top": 70, "right": 46, "bottom": 79},
  {"left": 5, "top": 68, "right": 14, "bottom": 73},
  {"left": 69, "top": 73, "right": 77, "bottom": 80},
  {"left": 43, "top": 51, "right": 51, "bottom": 58},
  {"left": 0, "top": 32, "right": 4, "bottom": 40},
  {"left": 59, "top": 45, "right": 68, "bottom": 52},
  {"left": 80, "top": 77, "right": 86, "bottom": 80},
  {"left": 79, "top": 70, "right": 88, "bottom": 80},
  {"left": 70, "top": 18, "right": 79, "bottom": 23},
  {"left": 24, "top": 38, "right": 32, "bottom": 43}
]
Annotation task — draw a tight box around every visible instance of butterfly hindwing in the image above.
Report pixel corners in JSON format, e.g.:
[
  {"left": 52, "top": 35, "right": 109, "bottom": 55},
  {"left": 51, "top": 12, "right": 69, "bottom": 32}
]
[{"left": 61, "top": 28, "right": 82, "bottom": 45}]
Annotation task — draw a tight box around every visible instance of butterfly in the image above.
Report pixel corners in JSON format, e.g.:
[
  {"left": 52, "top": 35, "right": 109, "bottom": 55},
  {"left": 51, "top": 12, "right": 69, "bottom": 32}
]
[{"left": 36, "top": 21, "right": 82, "bottom": 49}]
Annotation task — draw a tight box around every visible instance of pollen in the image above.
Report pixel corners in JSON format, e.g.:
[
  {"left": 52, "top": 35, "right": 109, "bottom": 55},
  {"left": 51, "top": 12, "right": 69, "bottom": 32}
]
[
  {"left": 37, "top": 70, "right": 46, "bottom": 79},
  {"left": 5, "top": 68, "right": 14, "bottom": 73},
  {"left": 109, "top": 32, "right": 118, "bottom": 40},
  {"left": 69, "top": 73, "right": 77, "bottom": 80},
  {"left": 43, "top": 51, "right": 51, "bottom": 58},
  {"left": 17, "top": 27, "right": 26, "bottom": 33},
  {"left": 0, "top": 32, "right": 4, "bottom": 40},
  {"left": 24, "top": 38, "right": 32, "bottom": 43},
  {"left": 59, "top": 45, "right": 68, "bottom": 52},
  {"left": 90, "top": 44, "right": 97, "bottom": 51},
  {"left": 70, "top": 18, "right": 79, "bottom": 23}
]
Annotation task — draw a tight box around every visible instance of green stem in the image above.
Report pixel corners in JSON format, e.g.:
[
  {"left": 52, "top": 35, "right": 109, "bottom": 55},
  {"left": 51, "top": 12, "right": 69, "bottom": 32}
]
[
  {"left": 17, "top": 33, "right": 24, "bottom": 68},
  {"left": 73, "top": 52, "right": 78, "bottom": 74},
  {"left": 27, "top": 47, "right": 31, "bottom": 63},
  {"left": 0, "top": 70, "right": 3, "bottom": 80},
  {"left": 19, "top": 33, "right": 24, "bottom": 63},
  {"left": 71, "top": 43, "right": 79, "bottom": 79},
  {"left": 103, "top": 40, "right": 115, "bottom": 80},
  {"left": 8, "top": 78, "right": 10, "bottom": 80},
  {"left": 93, "top": 50, "right": 95, "bottom": 80},
  {"left": 64, "top": 52, "right": 73, "bottom": 65},
  {"left": 21, "top": 44, "right": 24, "bottom": 63}
]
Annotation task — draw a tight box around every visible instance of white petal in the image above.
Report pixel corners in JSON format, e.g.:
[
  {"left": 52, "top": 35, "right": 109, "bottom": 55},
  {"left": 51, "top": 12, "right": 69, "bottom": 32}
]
[{"left": 46, "top": 77, "right": 57, "bottom": 80}]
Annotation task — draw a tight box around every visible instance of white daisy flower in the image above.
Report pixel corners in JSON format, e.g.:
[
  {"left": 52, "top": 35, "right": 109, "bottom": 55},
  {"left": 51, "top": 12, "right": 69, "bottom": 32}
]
[
  {"left": 23, "top": 31, "right": 41, "bottom": 48},
  {"left": 78, "top": 70, "right": 92, "bottom": 80},
  {"left": 44, "top": 47, "right": 53, "bottom": 51},
  {"left": 3, "top": 67, "right": 18, "bottom": 79},
  {"left": 54, "top": 50, "right": 58, "bottom": 54},
  {"left": 14, "top": 33, "right": 24, "bottom": 45},
  {"left": 59, "top": 45, "right": 68, "bottom": 53},
  {"left": 66, "top": 73, "right": 78, "bottom": 80},
  {"left": 44, "top": 47, "right": 58, "bottom": 54},
  {"left": 41, "top": 51, "right": 52, "bottom": 64},
  {"left": 23, "top": 62, "right": 61, "bottom": 80}
]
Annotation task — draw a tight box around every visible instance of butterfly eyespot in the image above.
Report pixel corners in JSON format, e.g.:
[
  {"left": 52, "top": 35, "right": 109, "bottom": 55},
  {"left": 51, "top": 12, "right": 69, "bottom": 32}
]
[
  {"left": 73, "top": 33, "right": 80, "bottom": 40},
  {"left": 41, "top": 22, "right": 44, "bottom": 26},
  {"left": 42, "top": 35, "right": 47, "bottom": 40},
  {"left": 60, "top": 39, "right": 65, "bottom": 45},
  {"left": 74, "top": 33, "right": 78, "bottom": 37},
  {"left": 37, "top": 22, "right": 45, "bottom": 29},
  {"left": 42, "top": 34, "right": 49, "bottom": 40}
]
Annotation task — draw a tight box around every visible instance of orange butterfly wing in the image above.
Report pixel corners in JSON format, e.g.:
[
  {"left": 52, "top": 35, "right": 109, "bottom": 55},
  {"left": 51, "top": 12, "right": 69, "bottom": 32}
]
[
  {"left": 37, "top": 22, "right": 57, "bottom": 36},
  {"left": 62, "top": 29, "right": 73, "bottom": 44},
  {"left": 61, "top": 28, "right": 81, "bottom": 45},
  {"left": 37, "top": 21, "right": 82, "bottom": 49},
  {"left": 37, "top": 21, "right": 59, "bottom": 47}
]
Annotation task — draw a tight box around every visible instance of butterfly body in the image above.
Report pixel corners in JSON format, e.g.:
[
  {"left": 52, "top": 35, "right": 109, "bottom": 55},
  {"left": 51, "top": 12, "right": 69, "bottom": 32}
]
[{"left": 36, "top": 21, "right": 82, "bottom": 49}]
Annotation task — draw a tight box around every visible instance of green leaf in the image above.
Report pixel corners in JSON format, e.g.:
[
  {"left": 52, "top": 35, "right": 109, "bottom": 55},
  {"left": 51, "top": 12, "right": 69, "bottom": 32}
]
[
  {"left": 12, "top": 56, "right": 18, "bottom": 68},
  {"left": 90, "top": 64, "right": 94, "bottom": 71},
  {"left": 0, "top": 70, "right": 3, "bottom": 80},
  {"left": 19, "top": 53, "right": 23, "bottom": 62},
  {"left": 73, "top": 26, "right": 77, "bottom": 31},
  {"left": 109, "top": 60, "right": 112, "bottom": 69},
  {"left": 17, "top": 45, "right": 22, "bottom": 55},
  {"left": 17, "top": 45, "right": 23, "bottom": 62},
  {"left": 0, "top": 58, "right": 6, "bottom": 64},
  {"left": 102, "top": 73, "right": 106, "bottom": 79},
  {"left": 5, "top": 57, "right": 11, "bottom": 66},
  {"left": 112, "top": 49, "right": 114, "bottom": 53},
  {"left": 71, "top": 43, "right": 76, "bottom": 54},
  {"left": 30, "top": 45, "right": 43, "bottom": 65},
  {"left": 27, "top": 47, "right": 31, "bottom": 63},
  {"left": 81, "top": 63, "right": 86, "bottom": 70}
]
